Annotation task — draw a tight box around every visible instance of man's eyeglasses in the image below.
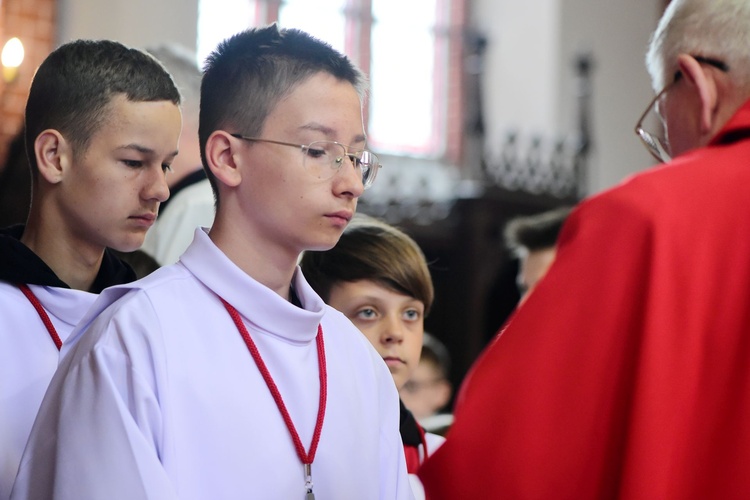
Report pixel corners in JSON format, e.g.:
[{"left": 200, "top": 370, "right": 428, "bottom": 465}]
[
  {"left": 635, "top": 56, "right": 729, "bottom": 163},
  {"left": 230, "top": 135, "right": 381, "bottom": 189}
]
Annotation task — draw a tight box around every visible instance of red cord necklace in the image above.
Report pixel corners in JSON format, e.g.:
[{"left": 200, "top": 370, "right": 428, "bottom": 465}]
[
  {"left": 220, "top": 297, "right": 326, "bottom": 500},
  {"left": 18, "top": 283, "right": 62, "bottom": 350}
]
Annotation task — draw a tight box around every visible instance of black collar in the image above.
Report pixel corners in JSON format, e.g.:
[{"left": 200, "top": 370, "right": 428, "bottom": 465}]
[
  {"left": 399, "top": 399, "right": 423, "bottom": 446},
  {"left": 0, "top": 224, "right": 136, "bottom": 292}
]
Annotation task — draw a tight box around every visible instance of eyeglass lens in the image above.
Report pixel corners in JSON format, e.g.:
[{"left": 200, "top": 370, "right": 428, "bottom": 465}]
[
  {"left": 637, "top": 91, "right": 672, "bottom": 163},
  {"left": 303, "top": 141, "right": 379, "bottom": 188}
]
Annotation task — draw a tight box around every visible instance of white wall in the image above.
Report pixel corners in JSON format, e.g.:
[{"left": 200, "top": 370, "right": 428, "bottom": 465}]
[
  {"left": 56, "top": 0, "right": 198, "bottom": 51},
  {"left": 472, "top": 0, "right": 664, "bottom": 195},
  {"left": 559, "top": 0, "right": 664, "bottom": 192},
  {"left": 472, "top": 0, "right": 562, "bottom": 141}
]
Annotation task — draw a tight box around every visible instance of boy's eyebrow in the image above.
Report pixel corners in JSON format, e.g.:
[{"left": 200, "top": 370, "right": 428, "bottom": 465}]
[
  {"left": 116, "top": 143, "right": 180, "bottom": 158},
  {"left": 299, "top": 123, "right": 366, "bottom": 145}
]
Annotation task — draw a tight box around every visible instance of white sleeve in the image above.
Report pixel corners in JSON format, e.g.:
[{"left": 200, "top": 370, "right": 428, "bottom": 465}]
[{"left": 11, "top": 298, "right": 177, "bottom": 500}]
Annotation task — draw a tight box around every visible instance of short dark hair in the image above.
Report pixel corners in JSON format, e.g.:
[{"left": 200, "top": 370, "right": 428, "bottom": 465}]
[
  {"left": 300, "top": 214, "right": 434, "bottom": 314},
  {"left": 199, "top": 24, "right": 366, "bottom": 206},
  {"left": 25, "top": 39, "right": 180, "bottom": 175},
  {"left": 504, "top": 206, "right": 573, "bottom": 254}
]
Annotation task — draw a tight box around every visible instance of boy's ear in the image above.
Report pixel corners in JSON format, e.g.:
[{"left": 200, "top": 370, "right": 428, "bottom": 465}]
[
  {"left": 204, "top": 131, "right": 242, "bottom": 188},
  {"left": 34, "top": 130, "right": 71, "bottom": 184}
]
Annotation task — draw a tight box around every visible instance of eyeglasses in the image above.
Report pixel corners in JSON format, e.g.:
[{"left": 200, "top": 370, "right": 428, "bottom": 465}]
[
  {"left": 230, "top": 135, "right": 381, "bottom": 189},
  {"left": 635, "top": 56, "right": 729, "bottom": 163}
]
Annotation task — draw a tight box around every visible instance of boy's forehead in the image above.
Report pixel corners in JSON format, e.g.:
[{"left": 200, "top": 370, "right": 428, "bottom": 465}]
[
  {"left": 83, "top": 96, "right": 181, "bottom": 151},
  {"left": 262, "top": 75, "right": 363, "bottom": 139}
]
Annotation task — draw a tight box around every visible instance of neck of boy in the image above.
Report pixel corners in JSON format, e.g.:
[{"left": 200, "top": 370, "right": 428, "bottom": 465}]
[
  {"left": 20, "top": 215, "right": 104, "bottom": 292},
  {"left": 208, "top": 219, "right": 298, "bottom": 301}
]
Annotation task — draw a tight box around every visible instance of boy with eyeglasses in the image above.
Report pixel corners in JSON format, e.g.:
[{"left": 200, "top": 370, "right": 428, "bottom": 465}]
[
  {"left": 419, "top": 0, "right": 750, "bottom": 498},
  {"left": 12, "top": 25, "right": 411, "bottom": 500},
  {"left": 0, "top": 39, "right": 181, "bottom": 500}
]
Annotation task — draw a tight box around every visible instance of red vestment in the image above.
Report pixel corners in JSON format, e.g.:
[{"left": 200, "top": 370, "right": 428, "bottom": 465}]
[{"left": 419, "top": 99, "right": 750, "bottom": 499}]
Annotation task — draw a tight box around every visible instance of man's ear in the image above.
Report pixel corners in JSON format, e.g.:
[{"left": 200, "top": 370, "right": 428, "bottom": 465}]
[
  {"left": 204, "top": 131, "right": 242, "bottom": 188},
  {"left": 676, "top": 53, "right": 718, "bottom": 134},
  {"left": 34, "top": 130, "right": 70, "bottom": 184}
]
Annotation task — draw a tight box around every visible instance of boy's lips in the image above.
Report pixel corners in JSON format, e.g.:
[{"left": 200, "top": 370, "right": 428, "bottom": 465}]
[
  {"left": 325, "top": 210, "right": 353, "bottom": 226},
  {"left": 383, "top": 356, "right": 405, "bottom": 367},
  {"left": 130, "top": 212, "right": 157, "bottom": 227},
  {"left": 326, "top": 210, "right": 353, "bottom": 220}
]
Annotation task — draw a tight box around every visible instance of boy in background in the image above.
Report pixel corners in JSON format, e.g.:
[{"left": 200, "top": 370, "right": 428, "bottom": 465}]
[
  {"left": 400, "top": 332, "right": 453, "bottom": 435},
  {"left": 301, "top": 214, "right": 444, "bottom": 496},
  {"left": 503, "top": 205, "right": 572, "bottom": 301}
]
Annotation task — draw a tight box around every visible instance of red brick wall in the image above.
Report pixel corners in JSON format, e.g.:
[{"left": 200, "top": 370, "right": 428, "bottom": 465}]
[{"left": 0, "top": 0, "right": 56, "bottom": 165}]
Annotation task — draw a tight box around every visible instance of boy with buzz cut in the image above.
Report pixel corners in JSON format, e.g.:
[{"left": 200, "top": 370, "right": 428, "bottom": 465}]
[
  {"left": 300, "top": 213, "right": 444, "bottom": 498},
  {"left": 11, "top": 25, "right": 413, "bottom": 500},
  {"left": 0, "top": 40, "right": 181, "bottom": 500}
]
